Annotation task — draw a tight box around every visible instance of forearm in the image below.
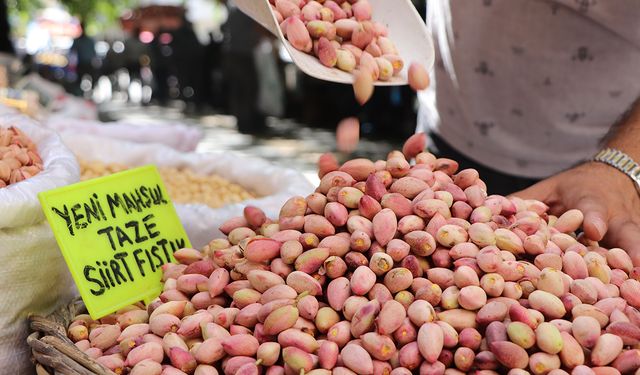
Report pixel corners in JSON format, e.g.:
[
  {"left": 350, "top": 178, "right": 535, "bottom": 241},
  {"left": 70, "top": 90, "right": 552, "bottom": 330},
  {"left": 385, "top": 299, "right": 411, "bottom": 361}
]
[{"left": 603, "top": 96, "right": 640, "bottom": 160}]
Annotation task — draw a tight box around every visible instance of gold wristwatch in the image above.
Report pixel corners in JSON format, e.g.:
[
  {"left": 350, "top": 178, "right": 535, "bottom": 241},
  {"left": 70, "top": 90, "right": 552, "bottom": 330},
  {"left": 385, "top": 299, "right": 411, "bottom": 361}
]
[{"left": 592, "top": 148, "right": 640, "bottom": 193}]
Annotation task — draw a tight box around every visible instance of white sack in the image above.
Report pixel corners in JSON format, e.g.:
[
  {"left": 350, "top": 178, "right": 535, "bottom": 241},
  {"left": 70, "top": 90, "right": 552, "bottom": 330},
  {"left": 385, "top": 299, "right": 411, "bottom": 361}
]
[
  {"left": 45, "top": 117, "right": 203, "bottom": 152},
  {"left": 48, "top": 95, "right": 99, "bottom": 121},
  {"left": 14, "top": 73, "right": 66, "bottom": 108},
  {"left": 0, "top": 113, "right": 79, "bottom": 374},
  {"left": 60, "top": 133, "right": 314, "bottom": 249}
]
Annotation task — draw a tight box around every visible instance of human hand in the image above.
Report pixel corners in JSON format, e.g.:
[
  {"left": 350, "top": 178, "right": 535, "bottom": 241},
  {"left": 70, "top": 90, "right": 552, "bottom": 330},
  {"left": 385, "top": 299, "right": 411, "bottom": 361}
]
[{"left": 514, "top": 162, "right": 640, "bottom": 265}]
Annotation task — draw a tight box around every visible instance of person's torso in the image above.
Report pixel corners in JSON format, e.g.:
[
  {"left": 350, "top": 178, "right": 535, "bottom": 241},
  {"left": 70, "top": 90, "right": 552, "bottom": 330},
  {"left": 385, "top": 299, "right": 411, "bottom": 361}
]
[
  {"left": 223, "top": 8, "right": 262, "bottom": 55},
  {"left": 421, "top": 0, "right": 640, "bottom": 178},
  {"left": 72, "top": 36, "right": 96, "bottom": 65}
]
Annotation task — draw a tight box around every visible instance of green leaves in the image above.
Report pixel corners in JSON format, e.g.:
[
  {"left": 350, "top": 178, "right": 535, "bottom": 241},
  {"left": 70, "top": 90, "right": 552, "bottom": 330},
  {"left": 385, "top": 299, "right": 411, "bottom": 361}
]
[{"left": 10, "top": 0, "right": 137, "bottom": 33}]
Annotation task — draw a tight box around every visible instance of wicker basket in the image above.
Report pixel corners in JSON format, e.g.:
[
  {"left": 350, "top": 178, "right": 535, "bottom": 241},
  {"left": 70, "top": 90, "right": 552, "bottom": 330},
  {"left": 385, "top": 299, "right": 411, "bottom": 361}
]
[{"left": 28, "top": 298, "right": 114, "bottom": 375}]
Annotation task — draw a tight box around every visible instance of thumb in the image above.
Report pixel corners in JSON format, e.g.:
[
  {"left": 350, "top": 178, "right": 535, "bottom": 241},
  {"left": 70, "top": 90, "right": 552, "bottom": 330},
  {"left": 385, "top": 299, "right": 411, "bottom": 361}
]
[{"left": 574, "top": 197, "right": 609, "bottom": 242}]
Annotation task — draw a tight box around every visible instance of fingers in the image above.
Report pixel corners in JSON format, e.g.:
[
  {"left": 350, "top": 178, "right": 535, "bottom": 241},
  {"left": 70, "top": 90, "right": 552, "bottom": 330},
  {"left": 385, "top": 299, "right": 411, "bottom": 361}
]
[
  {"left": 605, "top": 219, "right": 640, "bottom": 267},
  {"left": 574, "top": 197, "right": 609, "bottom": 242}
]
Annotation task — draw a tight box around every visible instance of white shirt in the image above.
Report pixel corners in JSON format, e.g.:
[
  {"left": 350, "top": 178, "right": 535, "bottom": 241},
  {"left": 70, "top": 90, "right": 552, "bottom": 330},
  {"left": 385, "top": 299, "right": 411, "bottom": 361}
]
[{"left": 418, "top": 0, "right": 640, "bottom": 179}]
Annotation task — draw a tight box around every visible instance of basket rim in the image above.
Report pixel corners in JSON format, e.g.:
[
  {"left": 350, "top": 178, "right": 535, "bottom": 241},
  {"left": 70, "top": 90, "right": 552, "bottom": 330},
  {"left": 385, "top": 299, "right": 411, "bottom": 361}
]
[{"left": 28, "top": 298, "right": 115, "bottom": 375}]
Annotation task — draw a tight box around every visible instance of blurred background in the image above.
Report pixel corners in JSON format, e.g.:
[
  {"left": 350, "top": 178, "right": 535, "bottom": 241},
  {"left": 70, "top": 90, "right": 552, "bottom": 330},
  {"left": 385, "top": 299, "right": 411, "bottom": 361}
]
[{"left": 0, "top": 0, "right": 427, "bottom": 182}]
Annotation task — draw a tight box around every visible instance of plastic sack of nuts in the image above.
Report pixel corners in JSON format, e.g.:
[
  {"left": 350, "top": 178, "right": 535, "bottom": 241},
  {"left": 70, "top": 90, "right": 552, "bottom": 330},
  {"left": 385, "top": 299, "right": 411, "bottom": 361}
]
[
  {"left": 77, "top": 160, "right": 256, "bottom": 208},
  {"left": 14, "top": 73, "right": 66, "bottom": 110},
  {"left": 0, "top": 102, "right": 20, "bottom": 117},
  {"left": 0, "top": 113, "right": 79, "bottom": 374},
  {"left": 44, "top": 117, "right": 204, "bottom": 152},
  {"left": 59, "top": 133, "right": 315, "bottom": 249}
]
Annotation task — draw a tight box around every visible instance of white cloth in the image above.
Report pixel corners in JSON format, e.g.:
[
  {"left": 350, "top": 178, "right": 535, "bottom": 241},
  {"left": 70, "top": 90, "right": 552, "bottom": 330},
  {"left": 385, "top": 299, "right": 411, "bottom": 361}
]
[
  {"left": 45, "top": 117, "right": 203, "bottom": 152},
  {"left": 419, "top": 0, "right": 640, "bottom": 178},
  {"left": 0, "top": 114, "right": 79, "bottom": 374},
  {"left": 60, "top": 133, "right": 315, "bottom": 249}
]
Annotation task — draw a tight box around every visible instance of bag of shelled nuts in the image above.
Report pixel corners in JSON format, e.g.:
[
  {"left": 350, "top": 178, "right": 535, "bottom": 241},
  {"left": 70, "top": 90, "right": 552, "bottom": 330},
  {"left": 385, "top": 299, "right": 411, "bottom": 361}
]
[{"left": 59, "top": 133, "right": 315, "bottom": 249}]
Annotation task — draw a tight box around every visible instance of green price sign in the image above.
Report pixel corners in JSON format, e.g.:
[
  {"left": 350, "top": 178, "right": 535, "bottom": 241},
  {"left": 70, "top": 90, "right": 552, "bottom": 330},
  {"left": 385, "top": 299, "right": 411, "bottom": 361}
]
[{"left": 39, "top": 165, "right": 191, "bottom": 319}]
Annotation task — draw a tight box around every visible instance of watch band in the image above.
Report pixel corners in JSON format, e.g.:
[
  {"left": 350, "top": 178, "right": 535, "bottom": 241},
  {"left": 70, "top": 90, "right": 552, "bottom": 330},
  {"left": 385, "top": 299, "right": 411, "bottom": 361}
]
[{"left": 592, "top": 148, "right": 640, "bottom": 191}]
